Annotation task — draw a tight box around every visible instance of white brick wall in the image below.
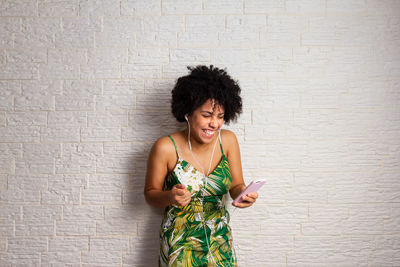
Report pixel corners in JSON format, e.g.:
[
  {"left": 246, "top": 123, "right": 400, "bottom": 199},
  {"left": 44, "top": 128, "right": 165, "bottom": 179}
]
[{"left": 0, "top": 0, "right": 399, "bottom": 266}]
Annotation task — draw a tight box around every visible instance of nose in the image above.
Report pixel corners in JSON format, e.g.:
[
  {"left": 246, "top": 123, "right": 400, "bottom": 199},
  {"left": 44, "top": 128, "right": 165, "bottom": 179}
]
[{"left": 209, "top": 116, "right": 218, "bottom": 128}]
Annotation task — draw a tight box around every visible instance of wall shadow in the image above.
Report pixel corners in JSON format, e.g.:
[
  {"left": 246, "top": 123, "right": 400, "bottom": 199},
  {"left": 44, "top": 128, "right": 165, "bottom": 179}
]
[{"left": 124, "top": 85, "right": 182, "bottom": 266}]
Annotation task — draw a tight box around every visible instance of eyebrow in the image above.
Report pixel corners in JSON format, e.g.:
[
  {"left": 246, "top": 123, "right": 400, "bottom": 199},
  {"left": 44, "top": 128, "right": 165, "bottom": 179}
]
[{"left": 200, "top": 111, "right": 224, "bottom": 115}]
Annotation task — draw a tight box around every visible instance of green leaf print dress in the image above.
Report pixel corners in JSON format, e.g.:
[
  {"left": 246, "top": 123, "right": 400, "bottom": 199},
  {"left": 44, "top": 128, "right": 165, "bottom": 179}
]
[{"left": 159, "top": 135, "right": 237, "bottom": 267}]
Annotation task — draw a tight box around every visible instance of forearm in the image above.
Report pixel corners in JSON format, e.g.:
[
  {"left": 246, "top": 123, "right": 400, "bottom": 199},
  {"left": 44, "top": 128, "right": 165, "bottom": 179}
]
[
  {"left": 144, "top": 189, "right": 171, "bottom": 208},
  {"left": 229, "top": 183, "right": 246, "bottom": 200}
]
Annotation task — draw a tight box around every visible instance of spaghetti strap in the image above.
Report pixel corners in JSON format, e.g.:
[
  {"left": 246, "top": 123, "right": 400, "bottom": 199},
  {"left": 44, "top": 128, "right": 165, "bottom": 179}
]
[
  {"left": 168, "top": 135, "right": 180, "bottom": 157},
  {"left": 218, "top": 130, "right": 225, "bottom": 156}
]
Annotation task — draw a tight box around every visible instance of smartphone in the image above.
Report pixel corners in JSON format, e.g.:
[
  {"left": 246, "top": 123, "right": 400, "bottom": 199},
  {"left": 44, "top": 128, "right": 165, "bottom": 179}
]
[{"left": 232, "top": 180, "right": 266, "bottom": 205}]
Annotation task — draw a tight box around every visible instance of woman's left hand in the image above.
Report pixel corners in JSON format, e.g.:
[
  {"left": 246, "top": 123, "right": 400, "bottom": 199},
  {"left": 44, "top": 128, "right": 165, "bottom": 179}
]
[{"left": 232, "top": 192, "right": 258, "bottom": 208}]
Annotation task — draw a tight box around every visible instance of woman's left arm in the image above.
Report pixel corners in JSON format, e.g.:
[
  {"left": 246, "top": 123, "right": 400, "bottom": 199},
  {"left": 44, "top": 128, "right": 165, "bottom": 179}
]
[{"left": 224, "top": 130, "right": 258, "bottom": 208}]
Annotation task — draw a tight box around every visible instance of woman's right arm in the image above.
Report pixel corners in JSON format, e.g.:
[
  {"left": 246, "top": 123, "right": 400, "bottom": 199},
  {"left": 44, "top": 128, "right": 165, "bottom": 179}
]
[{"left": 144, "top": 137, "right": 191, "bottom": 208}]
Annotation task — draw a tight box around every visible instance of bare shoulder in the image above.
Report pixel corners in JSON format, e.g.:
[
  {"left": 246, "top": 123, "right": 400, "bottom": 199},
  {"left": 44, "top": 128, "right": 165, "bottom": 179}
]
[
  {"left": 150, "top": 135, "right": 176, "bottom": 160},
  {"left": 221, "top": 129, "right": 238, "bottom": 145},
  {"left": 220, "top": 129, "right": 239, "bottom": 157}
]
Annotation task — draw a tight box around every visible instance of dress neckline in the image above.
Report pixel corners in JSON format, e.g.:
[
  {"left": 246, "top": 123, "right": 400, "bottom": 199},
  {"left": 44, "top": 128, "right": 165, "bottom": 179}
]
[{"left": 172, "top": 154, "right": 227, "bottom": 178}]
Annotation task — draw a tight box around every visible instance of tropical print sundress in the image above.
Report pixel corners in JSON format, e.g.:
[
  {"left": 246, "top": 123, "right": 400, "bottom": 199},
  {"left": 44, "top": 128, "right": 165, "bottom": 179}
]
[{"left": 159, "top": 134, "right": 237, "bottom": 267}]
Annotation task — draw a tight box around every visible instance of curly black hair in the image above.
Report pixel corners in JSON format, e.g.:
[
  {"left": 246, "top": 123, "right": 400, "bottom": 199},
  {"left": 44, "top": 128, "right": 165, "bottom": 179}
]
[{"left": 171, "top": 65, "right": 242, "bottom": 124}]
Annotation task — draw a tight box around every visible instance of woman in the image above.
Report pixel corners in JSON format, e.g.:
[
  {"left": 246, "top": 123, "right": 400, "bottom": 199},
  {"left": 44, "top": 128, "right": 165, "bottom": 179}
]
[{"left": 144, "top": 65, "right": 258, "bottom": 266}]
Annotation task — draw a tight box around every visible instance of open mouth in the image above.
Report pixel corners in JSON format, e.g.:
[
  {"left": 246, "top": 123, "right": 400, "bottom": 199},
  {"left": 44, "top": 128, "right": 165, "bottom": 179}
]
[{"left": 203, "top": 129, "right": 216, "bottom": 137}]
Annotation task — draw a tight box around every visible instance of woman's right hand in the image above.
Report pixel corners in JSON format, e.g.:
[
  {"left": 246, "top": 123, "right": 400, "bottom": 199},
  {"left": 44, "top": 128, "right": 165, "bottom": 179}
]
[{"left": 170, "top": 184, "right": 191, "bottom": 206}]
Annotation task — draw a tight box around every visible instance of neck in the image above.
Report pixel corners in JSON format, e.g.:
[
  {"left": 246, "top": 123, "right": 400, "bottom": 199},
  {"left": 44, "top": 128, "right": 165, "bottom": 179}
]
[{"left": 184, "top": 128, "right": 218, "bottom": 152}]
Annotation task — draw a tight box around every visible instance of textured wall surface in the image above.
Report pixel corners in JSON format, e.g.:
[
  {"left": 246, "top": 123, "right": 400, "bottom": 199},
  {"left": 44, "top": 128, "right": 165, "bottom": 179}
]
[{"left": 0, "top": 0, "right": 400, "bottom": 266}]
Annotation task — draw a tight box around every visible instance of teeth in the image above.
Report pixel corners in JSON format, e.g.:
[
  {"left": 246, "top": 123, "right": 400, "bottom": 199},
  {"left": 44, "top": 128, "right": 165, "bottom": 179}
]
[{"left": 204, "top": 130, "right": 214, "bottom": 136}]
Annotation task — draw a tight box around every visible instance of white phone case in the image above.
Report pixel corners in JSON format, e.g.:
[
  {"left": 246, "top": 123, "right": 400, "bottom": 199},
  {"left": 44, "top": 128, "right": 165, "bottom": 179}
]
[{"left": 232, "top": 180, "right": 266, "bottom": 205}]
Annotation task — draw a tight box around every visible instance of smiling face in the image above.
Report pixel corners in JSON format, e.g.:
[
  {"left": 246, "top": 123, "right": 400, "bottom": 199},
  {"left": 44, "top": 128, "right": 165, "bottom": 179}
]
[{"left": 187, "top": 99, "right": 224, "bottom": 145}]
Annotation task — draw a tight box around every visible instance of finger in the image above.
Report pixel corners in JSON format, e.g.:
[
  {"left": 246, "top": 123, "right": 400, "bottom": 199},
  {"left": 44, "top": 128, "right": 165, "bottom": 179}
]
[
  {"left": 247, "top": 192, "right": 258, "bottom": 199},
  {"left": 175, "top": 184, "right": 186, "bottom": 189},
  {"left": 243, "top": 195, "right": 256, "bottom": 203}
]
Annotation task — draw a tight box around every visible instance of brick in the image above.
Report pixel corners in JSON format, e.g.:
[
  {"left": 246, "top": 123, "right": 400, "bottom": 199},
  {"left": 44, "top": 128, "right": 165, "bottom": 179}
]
[
  {"left": 341, "top": 79, "right": 386, "bottom": 107},
  {"left": 0, "top": 62, "right": 39, "bottom": 79},
  {"left": 129, "top": 47, "right": 169, "bottom": 64},
  {"left": 121, "top": 64, "right": 161, "bottom": 79},
  {"left": 0, "top": 80, "right": 20, "bottom": 111},
  {"left": 300, "top": 78, "right": 342, "bottom": 109},
  {"left": 48, "top": 236, "right": 89, "bottom": 252},
  {"left": 56, "top": 221, "right": 96, "bottom": 236},
  {"left": 260, "top": 205, "right": 308, "bottom": 236},
  {"left": 80, "top": 64, "right": 121, "bottom": 79},
  {"left": 161, "top": 63, "right": 195, "bottom": 79},
  {"left": 88, "top": 48, "right": 127, "bottom": 65},
  {"left": 261, "top": 15, "right": 307, "bottom": 46},
  {"left": 341, "top": 205, "right": 390, "bottom": 235},
  {"left": 186, "top": 15, "right": 225, "bottom": 32},
  {"left": 286, "top": 0, "right": 325, "bottom": 13},
  {"left": 48, "top": 111, "right": 87, "bottom": 127},
  {"left": 301, "top": 205, "right": 347, "bottom": 236},
  {"left": 96, "top": 206, "right": 140, "bottom": 235},
  {"left": 7, "top": 112, "right": 47, "bottom": 126},
  {"left": 8, "top": 237, "right": 47, "bottom": 253},
  {"left": 327, "top": 237, "right": 375, "bottom": 266},
  {"left": 81, "top": 251, "right": 122, "bottom": 266},
  {"left": 82, "top": 174, "right": 125, "bottom": 204},
  {"left": 41, "top": 251, "right": 82, "bottom": 267},
  {"left": 0, "top": 126, "right": 40, "bottom": 142},
  {"left": 80, "top": 0, "right": 120, "bottom": 16},
  {"left": 6, "top": 49, "right": 47, "bottom": 63},
  {"left": 96, "top": 95, "right": 136, "bottom": 111},
  {"left": 96, "top": 143, "right": 143, "bottom": 173},
  {"left": 42, "top": 174, "right": 87, "bottom": 205},
  {"left": 40, "top": 126, "right": 81, "bottom": 142},
  {"left": 15, "top": 143, "right": 60, "bottom": 175},
  {"left": 244, "top": 237, "right": 292, "bottom": 265},
  {"left": 55, "top": 95, "right": 95, "bottom": 111},
  {"left": 16, "top": 80, "right": 62, "bottom": 111},
  {"left": 80, "top": 127, "right": 121, "bottom": 142},
  {"left": 90, "top": 237, "right": 129, "bottom": 251},
  {"left": 124, "top": 236, "right": 159, "bottom": 265},
  {"left": 368, "top": 236, "right": 400, "bottom": 266},
  {"left": 142, "top": 15, "right": 184, "bottom": 32},
  {"left": 15, "top": 17, "right": 61, "bottom": 48},
  {"left": 88, "top": 110, "right": 127, "bottom": 127},
  {"left": 289, "top": 109, "right": 341, "bottom": 140},
  {"left": 39, "top": 0, "right": 79, "bottom": 17},
  {"left": 104, "top": 79, "right": 144, "bottom": 95},
  {"left": 40, "top": 62, "right": 80, "bottom": 80},
  {"left": 136, "top": 31, "right": 177, "bottom": 48},
  {"left": 0, "top": 0, "right": 37, "bottom": 16},
  {"left": 301, "top": 139, "right": 346, "bottom": 171},
  {"left": 144, "top": 79, "right": 174, "bottom": 94},
  {"left": 178, "top": 32, "right": 218, "bottom": 47},
  {"left": 203, "top": 0, "right": 243, "bottom": 14},
  {"left": 327, "top": 0, "right": 367, "bottom": 14},
  {"left": 302, "top": 15, "right": 387, "bottom": 46},
  {"left": 55, "top": 32, "right": 95, "bottom": 50},
  {"left": 0, "top": 17, "right": 21, "bottom": 34},
  {"left": 48, "top": 48, "right": 87, "bottom": 65},
  {"left": 95, "top": 30, "right": 136, "bottom": 48},
  {"left": 226, "top": 15, "right": 266, "bottom": 30},
  {"left": 287, "top": 237, "right": 335, "bottom": 266},
  {"left": 287, "top": 172, "right": 335, "bottom": 204},
  {"left": 16, "top": 206, "right": 62, "bottom": 236},
  {"left": 63, "top": 79, "right": 102, "bottom": 96},
  {"left": 264, "top": 141, "right": 308, "bottom": 171},
  {"left": 0, "top": 205, "right": 21, "bottom": 220},
  {"left": 55, "top": 143, "right": 102, "bottom": 174},
  {"left": 121, "top": 0, "right": 161, "bottom": 15},
  {"left": 366, "top": 0, "right": 400, "bottom": 15},
  {"left": 244, "top": 0, "right": 285, "bottom": 14},
  {"left": 162, "top": 0, "right": 202, "bottom": 14}
]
